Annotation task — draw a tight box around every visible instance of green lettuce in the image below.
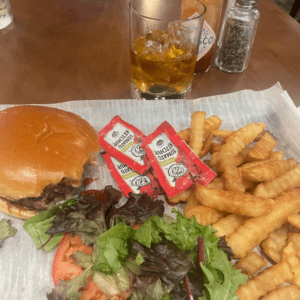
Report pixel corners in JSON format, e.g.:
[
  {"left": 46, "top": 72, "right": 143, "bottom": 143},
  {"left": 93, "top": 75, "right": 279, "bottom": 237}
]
[
  {"left": 199, "top": 247, "right": 247, "bottom": 300},
  {"left": 23, "top": 199, "right": 76, "bottom": 251},
  {"left": 134, "top": 210, "right": 219, "bottom": 251},
  {"left": 93, "top": 209, "right": 247, "bottom": 299},
  {"left": 0, "top": 218, "right": 17, "bottom": 247},
  {"left": 94, "top": 222, "right": 135, "bottom": 274}
]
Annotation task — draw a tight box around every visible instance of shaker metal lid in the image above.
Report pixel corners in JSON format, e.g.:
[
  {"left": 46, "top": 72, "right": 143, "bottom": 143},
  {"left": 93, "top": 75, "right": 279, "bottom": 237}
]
[{"left": 236, "top": 0, "right": 260, "bottom": 8}]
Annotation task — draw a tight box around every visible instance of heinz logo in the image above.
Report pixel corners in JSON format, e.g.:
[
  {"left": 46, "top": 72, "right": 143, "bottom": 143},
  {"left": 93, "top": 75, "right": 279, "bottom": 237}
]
[
  {"left": 112, "top": 131, "right": 119, "bottom": 138},
  {"left": 131, "top": 175, "right": 151, "bottom": 187},
  {"left": 168, "top": 164, "right": 188, "bottom": 178},
  {"left": 156, "top": 140, "right": 164, "bottom": 148},
  {"left": 131, "top": 144, "right": 146, "bottom": 157}
]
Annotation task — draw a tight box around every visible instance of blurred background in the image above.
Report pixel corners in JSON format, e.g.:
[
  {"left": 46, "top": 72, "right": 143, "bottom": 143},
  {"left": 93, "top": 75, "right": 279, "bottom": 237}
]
[{"left": 273, "top": 0, "right": 300, "bottom": 21}]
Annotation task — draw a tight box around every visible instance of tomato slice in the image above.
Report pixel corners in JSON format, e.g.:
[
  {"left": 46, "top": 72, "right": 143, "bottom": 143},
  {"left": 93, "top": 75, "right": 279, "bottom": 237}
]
[
  {"left": 80, "top": 276, "right": 106, "bottom": 300},
  {"left": 52, "top": 233, "right": 92, "bottom": 285},
  {"left": 52, "top": 232, "right": 105, "bottom": 300}
]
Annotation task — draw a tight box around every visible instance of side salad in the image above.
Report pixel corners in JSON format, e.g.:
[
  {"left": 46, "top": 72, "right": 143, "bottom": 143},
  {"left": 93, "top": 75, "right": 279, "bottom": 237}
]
[{"left": 23, "top": 186, "right": 247, "bottom": 300}]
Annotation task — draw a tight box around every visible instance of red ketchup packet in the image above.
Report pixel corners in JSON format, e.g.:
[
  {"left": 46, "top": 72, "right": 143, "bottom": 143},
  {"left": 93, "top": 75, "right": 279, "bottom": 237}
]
[
  {"left": 141, "top": 121, "right": 217, "bottom": 197},
  {"left": 102, "top": 152, "right": 161, "bottom": 198},
  {"left": 98, "top": 116, "right": 151, "bottom": 174}
]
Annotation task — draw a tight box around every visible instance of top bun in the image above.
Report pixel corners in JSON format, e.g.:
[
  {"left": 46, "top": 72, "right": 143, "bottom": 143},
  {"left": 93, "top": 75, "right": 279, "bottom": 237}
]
[{"left": 0, "top": 105, "right": 101, "bottom": 200}]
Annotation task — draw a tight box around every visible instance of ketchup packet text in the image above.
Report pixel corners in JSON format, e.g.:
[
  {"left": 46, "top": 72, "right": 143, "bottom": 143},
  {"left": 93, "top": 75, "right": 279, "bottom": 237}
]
[
  {"left": 98, "top": 116, "right": 151, "bottom": 174},
  {"left": 141, "top": 121, "right": 217, "bottom": 197},
  {"left": 102, "top": 153, "right": 161, "bottom": 198}
]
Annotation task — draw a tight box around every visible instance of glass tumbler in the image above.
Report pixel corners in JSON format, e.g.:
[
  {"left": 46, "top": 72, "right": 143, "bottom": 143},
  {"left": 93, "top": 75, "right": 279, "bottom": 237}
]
[{"left": 129, "top": 0, "right": 206, "bottom": 100}]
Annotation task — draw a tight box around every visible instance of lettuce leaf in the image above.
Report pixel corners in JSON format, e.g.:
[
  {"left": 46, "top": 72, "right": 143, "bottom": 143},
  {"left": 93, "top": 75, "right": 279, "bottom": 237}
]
[
  {"left": 0, "top": 218, "right": 17, "bottom": 247},
  {"left": 92, "top": 267, "right": 131, "bottom": 298},
  {"left": 130, "top": 239, "right": 193, "bottom": 294},
  {"left": 23, "top": 186, "right": 122, "bottom": 251},
  {"left": 199, "top": 247, "right": 247, "bottom": 300},
  {"left": 108, "top": 192, "right": 165, "bottom": 228},
  {"left": 130, "top": 279, "right": 166, "bottom": 300},
  {"left": 23, "top": 199, "right": 76, "bottom": 251},
  {"left": 93, "top": 209, "right": 247, "bottom": 299},
  {"left": 47, "top": 266, "right": 93, "bottom": 300},
  {"left": 94, "top": 222, "right": 135, "bottom": 274},
  {"left": 134, "top": 209, "right": 219, "bottom": 252}
]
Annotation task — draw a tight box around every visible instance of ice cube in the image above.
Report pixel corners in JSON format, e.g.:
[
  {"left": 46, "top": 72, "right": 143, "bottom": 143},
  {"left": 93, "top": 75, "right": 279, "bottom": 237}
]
[
  {"left": 146, "top": 30, "right": 168, "bottom": 44},
  {"left": 167, "top": 21, "right": 193, "bottom": 45},
  {"left": 145, "top": 39, "right": 163, "bottom": 53},
  {"left": 142, "top": 30, "right": 169, "bottom": 59}
]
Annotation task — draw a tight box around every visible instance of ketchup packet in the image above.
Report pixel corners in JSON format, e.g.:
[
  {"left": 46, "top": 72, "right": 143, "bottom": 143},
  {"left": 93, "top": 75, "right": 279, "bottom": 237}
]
[
  {"left": 103, "top": 152, "right": 161, "bottom": 198},
  {"left": 98, "top": 116, "right": 151, "bottom": 174},
  {"left": 141, "top": 121, "right": 217, "bottom": 197}
]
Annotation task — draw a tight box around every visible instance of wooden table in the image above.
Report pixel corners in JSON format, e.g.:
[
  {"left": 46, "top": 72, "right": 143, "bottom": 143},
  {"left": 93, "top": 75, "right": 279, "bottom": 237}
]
[{"left": 0, "top": 0, "right": 299, "bottom": 105}]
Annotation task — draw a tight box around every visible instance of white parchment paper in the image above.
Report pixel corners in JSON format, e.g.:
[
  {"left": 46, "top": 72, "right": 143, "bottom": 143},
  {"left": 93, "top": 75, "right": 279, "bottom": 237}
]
[{"left": 1, "top": 82, "right": 300, "bottom": 299}]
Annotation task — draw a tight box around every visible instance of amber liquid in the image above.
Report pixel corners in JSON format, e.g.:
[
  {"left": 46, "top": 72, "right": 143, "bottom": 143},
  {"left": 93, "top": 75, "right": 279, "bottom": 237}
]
[
  {"left": 130, "top": 32, "right": 197, "bottom": 99},
  {"left": 194, "top": 47, "right": 214, "bottom": 74}
]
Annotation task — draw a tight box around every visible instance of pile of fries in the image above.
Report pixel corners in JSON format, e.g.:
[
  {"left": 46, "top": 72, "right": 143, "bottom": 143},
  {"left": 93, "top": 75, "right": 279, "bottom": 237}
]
[{"left": 170, "top": 111, "right": 300, "bottom": 300}]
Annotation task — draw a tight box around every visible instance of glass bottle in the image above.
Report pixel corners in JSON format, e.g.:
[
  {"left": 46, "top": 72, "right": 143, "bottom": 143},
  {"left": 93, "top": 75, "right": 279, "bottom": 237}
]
[
  {"left": 193, "top": 0, "right": 224, "bottom": 74},
  {"left": 215, "top": 0, "right": 260, "bottom": 73}
]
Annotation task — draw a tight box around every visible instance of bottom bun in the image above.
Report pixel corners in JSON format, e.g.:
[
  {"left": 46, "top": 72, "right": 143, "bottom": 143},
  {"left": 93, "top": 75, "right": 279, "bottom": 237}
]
[{"left": 0, "top": 198, "right": 37, "bottom": 219}]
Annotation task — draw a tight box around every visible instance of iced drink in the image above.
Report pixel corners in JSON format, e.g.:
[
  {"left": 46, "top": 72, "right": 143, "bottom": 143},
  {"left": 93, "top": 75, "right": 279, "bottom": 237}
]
[
  {"left": 129, "top": 0, "right": 206, "bottom": 100},
  {"left": 130, "top": 29, "right": 197, "bottom": 100}
]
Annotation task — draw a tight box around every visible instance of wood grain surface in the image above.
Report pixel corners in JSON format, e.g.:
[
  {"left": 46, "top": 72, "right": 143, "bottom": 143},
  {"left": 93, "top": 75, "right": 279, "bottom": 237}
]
[{"left": 0, "top": 0, "right": 299, "bottom": 105}]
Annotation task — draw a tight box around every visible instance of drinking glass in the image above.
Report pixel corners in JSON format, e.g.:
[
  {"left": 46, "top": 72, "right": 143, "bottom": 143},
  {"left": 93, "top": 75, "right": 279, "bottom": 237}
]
[{"left": 129, "top": 0, "right": 206, "bottom": 100}]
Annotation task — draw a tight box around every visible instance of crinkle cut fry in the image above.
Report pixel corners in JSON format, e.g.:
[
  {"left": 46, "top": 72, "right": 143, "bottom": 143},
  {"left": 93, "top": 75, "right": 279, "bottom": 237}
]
[
  {"left": 226, "top": 188, "right": 300, "bottom": 258},
  {"left": 189, "top": 111, "right": 206, "bottom": 157},
  {"left": 246, "top": 132, "right": 277, "bottom": 161},
  {"left": 281, "top": 242, "right": 300, "bottom": 286},
  {"left": 195, "top": 183, "right": 274, "bottom": 218},
  {"left": 268, "top": 150, "right": 284, "bottom": 160},
  {"left": 234, "top": 252, "right": 267, "bottom": 279},
  {"left": 241, "top": 158, "right": 297, "bottom": 182},
  {"left": 177, "top": 128, "right": 190, "bottom": 143},
  {"left": 260, "top": 223, "right": 289, "bottom": 263},
  {"left": 253, "top": 164, "right": 300, "bottom": 199},
  {"left": 212, "top": 213, "right": 249, "bottom": 238},
  {"left": 200, "top": 132, "right": 213, "bottom": 158},
  {"left": 204, "top": 115, "right": 222, "bottom": 132},
  {"left": 222, "top": 122, "right": 266, "bottom": 155},
  {"left": 288, "top": 213, "right": 300, "bottom": 229},
  {"left": 236, "top": 261, "right": 293, "bottom": 300},
  {"left": 239, "top": 159, "right": 273, "bottom": 170},
  {"left": 206, "top": 177, "right": 224, "bottom": 190},
  {"left": 287, "top": 232, "right": 300, "bottom": 249},
  {"left": 220, "top": 153, "right": 245, "bottom": 192},
  {"left": 211, "top": 129, "right": 233, "bottom": 138},
  {"left": 237, "top": 242, "right": 300, "bottom": 300},
  {"left": 168, "top": 188, "right": 193, "bottom": 204},
  {"left": 209, "top": 122, "right": 266, "bottom": 169},
  {"left": 184, "top": 192, "right": 226, "bottom": 226},
  {"left": 177, "top": 115, "right": 222, "bottom": 144},
  {"left": 260, "top": 285, "right": 300, "bottom": 300}
]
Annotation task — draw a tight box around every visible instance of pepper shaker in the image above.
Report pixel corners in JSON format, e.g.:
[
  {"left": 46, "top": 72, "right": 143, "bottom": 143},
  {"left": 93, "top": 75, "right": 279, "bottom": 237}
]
[
  {"left": 215, "top": 0, "right": 260, "bottom": 73},
  {"left": 217, "top": 0, "right": 236, "bottom": 48}
]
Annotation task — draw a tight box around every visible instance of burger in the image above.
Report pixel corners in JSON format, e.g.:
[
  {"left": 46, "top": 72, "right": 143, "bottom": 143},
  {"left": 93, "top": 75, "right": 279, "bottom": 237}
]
[{"left": 0, "top": 105, "right": 101, "bottom": 219}]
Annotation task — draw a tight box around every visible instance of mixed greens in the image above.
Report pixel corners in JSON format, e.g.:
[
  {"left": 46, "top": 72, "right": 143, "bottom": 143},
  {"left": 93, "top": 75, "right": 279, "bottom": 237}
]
[
  {"left": 24, "top": 186, "right": 247, "bottom": 299},
  {"left": 0, "top": 218, "right": 17, "bottom": 247}
]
